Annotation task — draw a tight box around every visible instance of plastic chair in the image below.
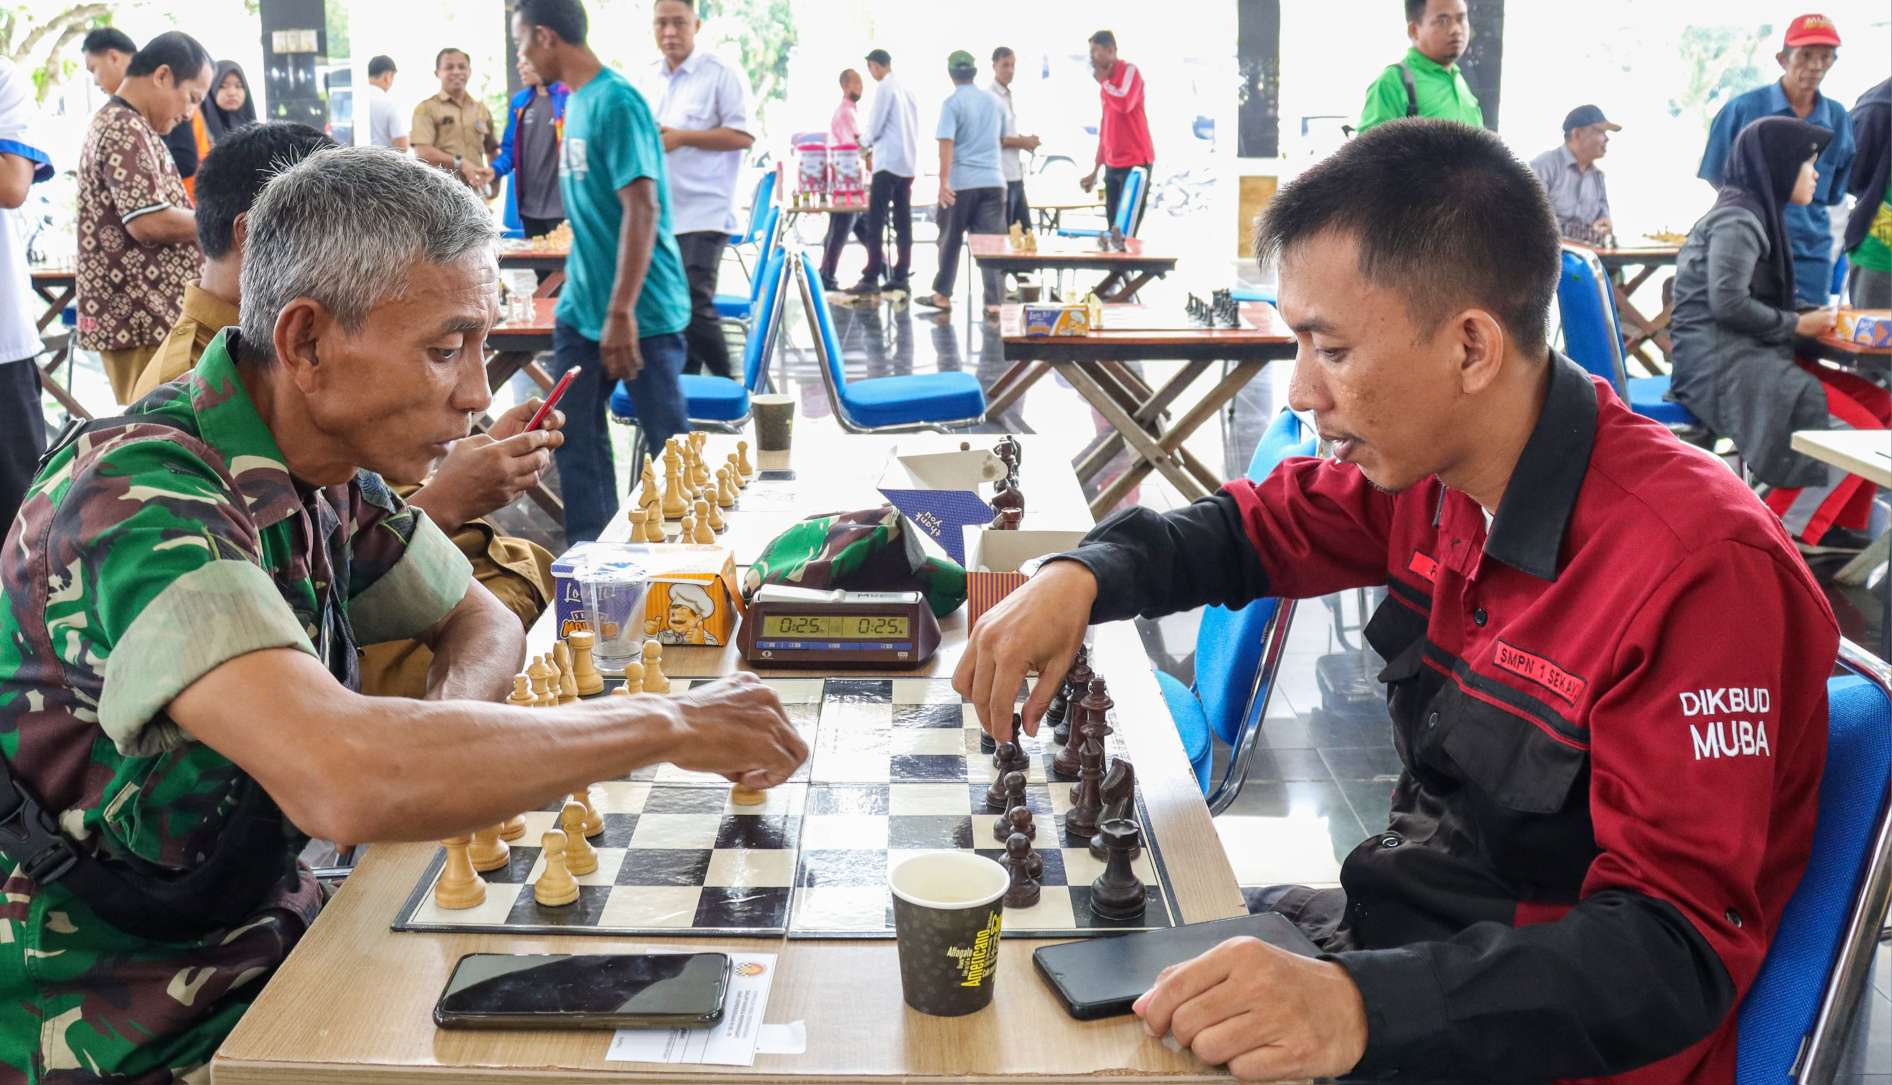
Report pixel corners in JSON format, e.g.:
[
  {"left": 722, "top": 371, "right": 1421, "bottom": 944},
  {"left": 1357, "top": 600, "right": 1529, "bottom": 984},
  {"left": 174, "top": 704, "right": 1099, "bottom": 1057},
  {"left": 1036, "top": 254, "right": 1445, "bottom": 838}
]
[
  {"left": 1735, "top": 640, "right": 1892, "bottom": 1083},
  {"left": 1057, "top": 165, "right": 1147, "bottom": 240},
  {"left": 791, "top": 250, "right": 986, "bottom": 432},
  {"left": 714, "top": 205, "right": 782, "bottom": 322},
  {"left": 725, "top": 169, "right": 777, "bottom": 276},
  {"left": 1230, "top": 283, "right": 1276, "bottom": 305},
  {"left": 609, "top": 244, "right": 790, "bottom": 466},
  {"left": 1557, "top": 245, "right": 1704, "bottom": 437},
  {"left": 1831, "top": 251, "right": 1849, "bottom": 303},
  {"left": 1153, "top": 408, "right": 1316, "bottom": 806}
]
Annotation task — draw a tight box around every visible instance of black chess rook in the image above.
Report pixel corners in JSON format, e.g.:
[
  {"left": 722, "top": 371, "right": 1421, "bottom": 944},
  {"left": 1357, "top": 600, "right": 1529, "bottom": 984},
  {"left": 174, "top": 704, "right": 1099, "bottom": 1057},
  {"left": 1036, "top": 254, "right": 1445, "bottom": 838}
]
[{"left": 1088, "top": 819, "right": 1147, "bottom": 920}]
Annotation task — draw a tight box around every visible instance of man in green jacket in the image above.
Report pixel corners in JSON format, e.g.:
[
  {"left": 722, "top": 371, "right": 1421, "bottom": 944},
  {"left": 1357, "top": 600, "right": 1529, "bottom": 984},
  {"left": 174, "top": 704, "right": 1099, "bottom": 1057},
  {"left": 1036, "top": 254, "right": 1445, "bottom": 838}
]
[{"left": 1357, "top": 0, "right": 1484, "bottom": 133}]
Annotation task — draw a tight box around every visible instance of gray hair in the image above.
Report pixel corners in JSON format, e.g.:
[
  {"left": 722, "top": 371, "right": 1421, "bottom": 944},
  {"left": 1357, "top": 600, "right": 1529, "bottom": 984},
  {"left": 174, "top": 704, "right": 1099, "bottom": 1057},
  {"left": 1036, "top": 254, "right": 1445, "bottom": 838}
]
[{"left": 239, "top": 146, "right": 498, "bottom": 362}]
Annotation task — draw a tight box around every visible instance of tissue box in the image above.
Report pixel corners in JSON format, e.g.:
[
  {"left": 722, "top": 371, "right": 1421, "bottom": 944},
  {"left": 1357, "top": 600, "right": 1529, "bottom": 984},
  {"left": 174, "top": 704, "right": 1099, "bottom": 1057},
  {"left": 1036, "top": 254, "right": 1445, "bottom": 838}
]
[
  {"left": 1021, "top": 303, "right": 1092, "bottom": 337},
  {"left": 551, "top": 542, "right": 744, "bottom": 648},
  {"left": 963, "top": 527, "right": 1091, "bottom": 629},
  {"left": 876, "top": 446, "right": 1010, "bottom": 564},
  {"left": 1838, "top": 309, "right": 1892, "bottom": 347}
]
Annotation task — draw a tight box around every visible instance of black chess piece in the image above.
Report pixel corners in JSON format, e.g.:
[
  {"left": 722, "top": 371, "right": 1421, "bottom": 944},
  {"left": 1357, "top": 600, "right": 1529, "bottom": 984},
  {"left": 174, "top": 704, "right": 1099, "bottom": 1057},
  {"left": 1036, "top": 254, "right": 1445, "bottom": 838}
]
[
  {"left": 1003, "top": 832, "right": 1040, "bottom": 908},
  {"left": 990, "top": 477, "right": 1026, "bottom": 518},
  {"left": 979, "top": 729, "right": 997, "bottom": 754},
  {"left": 1064, "top": 734, "right": 1106, "bottom": 841},
  {"left": 984, "top": 764, "right": 1011, "bottom": 812},
  {"left": 994, "top": 507, "right": 1023, "bottom": 530},
  {"left": 1083, "top": 675, "right": 1114, "bottom": 737},
  {"left": 1089, "top": 758, "right": 1139, "bottom": 859},
  {"left": 1088, "top": 819, "right": 1147, "bottom": 920},
  {"left": 1049, "top": 649, "right": 1090, "bottom": 742},
  {"left": 994, "top": 736, "right": 1030, "bottom": 776},
  {"left": 994, "top": 434, "right": 1022, "bottom": 475},
  {"left": 1044, "top": 679, "right": 1072, "bottom": 734},
  {"left": 1050, "top": 699, "right": 1087, "bottom": 780},
  {"left": 996, "top": 802, "right": 1035, "bottom": 844},
  {"left": 991, "top": 772, "right": 1029, "bottom": 840}
]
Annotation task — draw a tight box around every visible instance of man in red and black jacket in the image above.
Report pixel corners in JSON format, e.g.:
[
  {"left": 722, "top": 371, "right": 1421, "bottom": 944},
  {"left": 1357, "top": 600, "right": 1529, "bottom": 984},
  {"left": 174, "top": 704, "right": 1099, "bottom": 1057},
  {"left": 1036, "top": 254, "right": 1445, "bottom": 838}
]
[{"left": 958, "top": 119, "right": 1838, "bottom": 1083}]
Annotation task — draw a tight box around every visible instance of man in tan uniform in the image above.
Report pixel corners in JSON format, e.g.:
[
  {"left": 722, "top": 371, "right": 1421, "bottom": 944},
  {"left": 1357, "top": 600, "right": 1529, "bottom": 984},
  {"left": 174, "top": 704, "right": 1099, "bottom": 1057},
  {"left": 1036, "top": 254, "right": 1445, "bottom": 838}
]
[{"left": 412, "top": 47, "right": 498, "bottom": 191}]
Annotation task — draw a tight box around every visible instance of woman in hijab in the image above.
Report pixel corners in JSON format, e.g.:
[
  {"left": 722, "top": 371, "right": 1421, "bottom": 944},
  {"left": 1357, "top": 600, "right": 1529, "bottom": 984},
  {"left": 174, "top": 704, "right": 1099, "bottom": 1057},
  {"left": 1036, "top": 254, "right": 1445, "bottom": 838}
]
[
  {"left": 201, "top": 61, "right": 257, "bottom": 145},
  {"left": 1668, "top": 115, "right": 1889, "bottom": 553}
]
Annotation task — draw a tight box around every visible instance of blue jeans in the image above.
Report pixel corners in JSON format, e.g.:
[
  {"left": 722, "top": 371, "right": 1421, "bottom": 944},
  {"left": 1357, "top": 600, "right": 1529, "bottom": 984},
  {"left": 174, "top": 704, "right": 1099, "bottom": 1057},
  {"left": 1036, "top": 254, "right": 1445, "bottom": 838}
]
[{"left": 550, "top": 322, "right": 688, "bottom": 543}]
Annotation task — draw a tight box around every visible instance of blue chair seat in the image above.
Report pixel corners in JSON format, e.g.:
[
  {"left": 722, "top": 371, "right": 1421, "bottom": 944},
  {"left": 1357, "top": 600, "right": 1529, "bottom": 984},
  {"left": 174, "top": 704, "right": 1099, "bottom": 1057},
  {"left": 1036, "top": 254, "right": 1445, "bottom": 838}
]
[
  {"left": 713, "top": 293, "right": 752, "bottom": 320},
  {"left": 611, "top": 374, "right": 752, "bottom": 425},
  {"left": 1625, "top": 374, "right": 1700, "bottom": 428},
  {"left": 1154, "top": 670, "right": 1214, "bottom": 794},
  {"left": 1230, "top": 284, "right": 1276, "bottom": 305},
  {"left": 837, "top": 371, "right": 985, "bottom": 429}
]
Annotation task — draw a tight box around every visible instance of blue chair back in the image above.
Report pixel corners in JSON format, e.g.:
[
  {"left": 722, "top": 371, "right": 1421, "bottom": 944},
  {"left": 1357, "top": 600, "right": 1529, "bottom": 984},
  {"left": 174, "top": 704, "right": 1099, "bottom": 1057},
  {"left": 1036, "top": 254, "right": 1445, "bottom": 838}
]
[
  {"left": 1193, "top": 409, "right": 1317, "bottom": 748},
  {"left": 1115, "top": 166, "right": 1148, "bottom": 236},
  {"left": 747, "top": 206, "right": 783, "bottom": 306},
  {"left": 797, "top": 252, "right": 851, "bottom": 396},
  {"left": 1556, "top": 246, "right": 1629, "bottom": 398},
  {"left": 1831, "top": 250, "right": 1849, "bottom": 302},
  {"left": 739, "top": 245, "right": 789, "bottom": 392},
  {"left": 735, "top": 170, "right": 777, "bottom": 245},
  {"left": 1736, "top": 645, "right": 1892, "bottom": 1082}
]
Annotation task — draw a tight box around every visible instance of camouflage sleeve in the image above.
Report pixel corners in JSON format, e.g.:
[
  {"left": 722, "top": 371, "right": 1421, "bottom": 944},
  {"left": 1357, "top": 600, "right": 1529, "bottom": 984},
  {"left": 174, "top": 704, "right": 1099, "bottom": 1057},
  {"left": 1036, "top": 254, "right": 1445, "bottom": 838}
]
[
  {"left": 60, "top": 436, "right": 318, "bottom": 757},
  {"left": 344, "top": 471, "right": 473, "bottom": 645}
]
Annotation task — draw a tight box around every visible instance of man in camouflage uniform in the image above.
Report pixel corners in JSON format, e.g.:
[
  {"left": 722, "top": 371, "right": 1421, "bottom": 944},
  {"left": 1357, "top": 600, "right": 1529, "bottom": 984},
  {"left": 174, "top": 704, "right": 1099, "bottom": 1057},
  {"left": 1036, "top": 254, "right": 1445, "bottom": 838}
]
[{"left": 0, "top": 146, "right": 807, "bottom": 1083}]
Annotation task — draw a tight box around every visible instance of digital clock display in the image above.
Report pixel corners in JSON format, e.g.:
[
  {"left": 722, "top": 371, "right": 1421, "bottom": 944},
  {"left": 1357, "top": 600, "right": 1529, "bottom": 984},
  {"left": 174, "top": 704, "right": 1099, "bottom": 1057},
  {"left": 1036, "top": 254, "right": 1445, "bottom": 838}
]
[{"left": 760, "top": 614, "right": 912, "bottom": 640}]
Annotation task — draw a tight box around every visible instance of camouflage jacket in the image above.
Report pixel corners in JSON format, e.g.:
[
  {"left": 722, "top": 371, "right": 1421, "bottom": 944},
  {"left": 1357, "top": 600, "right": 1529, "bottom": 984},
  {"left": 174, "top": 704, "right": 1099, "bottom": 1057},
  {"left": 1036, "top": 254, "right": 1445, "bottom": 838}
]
[{"left": 0, "top": 331, "right": 472, "bottom": 1083}]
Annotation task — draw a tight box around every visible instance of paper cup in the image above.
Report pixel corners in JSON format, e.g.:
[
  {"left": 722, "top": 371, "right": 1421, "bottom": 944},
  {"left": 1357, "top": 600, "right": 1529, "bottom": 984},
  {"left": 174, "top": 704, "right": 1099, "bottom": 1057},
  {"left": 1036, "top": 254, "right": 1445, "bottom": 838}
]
[
  {"left": 889, "top": 851, "right": 1009, "bottom": 1016},
  {"left": 752, "top": 394, "right": 795, "bottom": 454}
]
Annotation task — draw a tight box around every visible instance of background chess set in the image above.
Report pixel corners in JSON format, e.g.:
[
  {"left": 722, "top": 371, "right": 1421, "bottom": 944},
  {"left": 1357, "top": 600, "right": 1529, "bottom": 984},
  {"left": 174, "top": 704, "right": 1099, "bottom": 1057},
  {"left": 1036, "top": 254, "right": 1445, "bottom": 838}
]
[{"left": 393, "top": 677, "right": 1181, "bottom": 940}]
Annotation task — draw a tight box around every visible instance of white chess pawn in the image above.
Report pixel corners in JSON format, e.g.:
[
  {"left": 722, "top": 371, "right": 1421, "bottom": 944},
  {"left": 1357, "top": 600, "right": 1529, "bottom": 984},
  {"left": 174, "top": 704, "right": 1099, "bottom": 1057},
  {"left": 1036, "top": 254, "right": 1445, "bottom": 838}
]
[
  {"left": 715, "top": 467, "right": 737, "bottom": 509},
  {"left": 641, "top": 640, "right": 669, "bottom": 693}
]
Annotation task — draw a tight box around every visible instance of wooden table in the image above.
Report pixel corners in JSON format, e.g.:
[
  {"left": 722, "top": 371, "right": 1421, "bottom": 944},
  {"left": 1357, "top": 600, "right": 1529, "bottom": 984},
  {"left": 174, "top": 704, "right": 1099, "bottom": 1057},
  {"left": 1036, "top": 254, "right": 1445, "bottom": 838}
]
[
  {"left": 213, "top": 433, "right": 1244, "bottom": 1083},
  {"left": 970, "top": 235, "right": 1177, "bottom": 303},
  {"left": 27, "top": 264, "right": 92, "bottom": 420},
  {"left": 1032, "top": 198, "right": 1106, "bottom": 233},
  {"left": 484, "top": 297, "right": 562, "bottom": 517},
  {"left": 1585, "top": 243, "right": 1680, "bottom": 373},
  {"left": 497, "top": 240, "right": 568, "bottom": 297},
  {"left": 1805, "top": 322, "right": 1892, "bottom": 374},
  {"left": 993, "top": 303, "right": 1298, "bottom": 518},
  {"left": 1792, "top": 429, "right": 1891, "bottom": 658}
]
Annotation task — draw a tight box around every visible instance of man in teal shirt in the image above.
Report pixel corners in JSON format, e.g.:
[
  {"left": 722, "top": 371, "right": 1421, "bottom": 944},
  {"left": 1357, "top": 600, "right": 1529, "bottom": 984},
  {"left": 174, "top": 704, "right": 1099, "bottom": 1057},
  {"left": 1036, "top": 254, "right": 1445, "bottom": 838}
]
[
  {"left": 1357, "top": 0, "right": 1483, "bottom": 133},
  {"left": 515, "top": 0, "right": 691, "bottom": 542}
]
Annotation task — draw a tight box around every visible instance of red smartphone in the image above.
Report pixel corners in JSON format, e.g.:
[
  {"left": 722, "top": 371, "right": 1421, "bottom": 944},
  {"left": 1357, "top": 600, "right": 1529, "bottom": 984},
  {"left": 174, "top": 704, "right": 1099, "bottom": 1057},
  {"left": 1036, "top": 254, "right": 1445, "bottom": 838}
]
[{"left": 525, "top": 368, "right": 579, "bottom": 433}]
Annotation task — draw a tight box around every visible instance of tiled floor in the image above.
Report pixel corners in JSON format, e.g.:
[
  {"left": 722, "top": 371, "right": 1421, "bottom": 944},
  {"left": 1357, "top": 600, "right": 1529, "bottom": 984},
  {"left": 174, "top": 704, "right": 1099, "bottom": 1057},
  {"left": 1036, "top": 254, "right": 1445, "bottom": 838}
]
[{"left": 34, "top": 214, "right": 1892, "bottom": 1072}]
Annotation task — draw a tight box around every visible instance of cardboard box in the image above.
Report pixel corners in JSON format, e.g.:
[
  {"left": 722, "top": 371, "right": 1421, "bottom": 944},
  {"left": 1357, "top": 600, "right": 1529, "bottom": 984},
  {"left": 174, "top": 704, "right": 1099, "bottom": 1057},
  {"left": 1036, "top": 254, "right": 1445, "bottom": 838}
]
[
  {"left": 1021, "top": 303, "right": 1092, "bottom": 337},
  {"left": 963, "top": 527, "right": 1090, "bottom": 629},
  {"left": 876, "top": 446, "right": 1010, "bottom": 564},
  {"left": 551, "top": 542, "right": 744, "bottom": 648},
  {"left": 1838, "top": 308, "right": 1892, "bottom": 347}
]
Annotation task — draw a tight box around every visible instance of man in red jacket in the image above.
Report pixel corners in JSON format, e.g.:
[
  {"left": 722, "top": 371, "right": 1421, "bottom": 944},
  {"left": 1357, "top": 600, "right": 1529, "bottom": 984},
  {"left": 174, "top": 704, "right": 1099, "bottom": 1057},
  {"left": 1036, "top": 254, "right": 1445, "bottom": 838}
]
[
  {"left": 1078, "top": 29, "right": 1153, "bottom": 235},
  {"left": 959, "top": 119, "right": 1837, "bottom": 1082}
]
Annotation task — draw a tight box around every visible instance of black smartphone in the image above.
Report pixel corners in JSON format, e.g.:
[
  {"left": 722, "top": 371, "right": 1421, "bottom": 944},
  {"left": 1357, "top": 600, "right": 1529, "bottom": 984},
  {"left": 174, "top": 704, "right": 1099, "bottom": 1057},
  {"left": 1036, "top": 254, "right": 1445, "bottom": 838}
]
[
  {"left": 433, "top": 952, "right": 732, "bottom": 1031},
  {"left": 1033, "top": 912, "right": 1320, "bottom": 1020}
]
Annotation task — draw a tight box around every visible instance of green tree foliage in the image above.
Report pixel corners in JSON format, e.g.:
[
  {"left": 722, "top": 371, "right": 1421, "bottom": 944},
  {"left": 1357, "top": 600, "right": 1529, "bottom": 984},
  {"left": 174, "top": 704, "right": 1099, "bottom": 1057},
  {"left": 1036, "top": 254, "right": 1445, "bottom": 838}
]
[
  {"left": 705, "top": 0, "right": 795, "bottom": 122},
  {"left": 1, "top": 2, "right": 118, "bottom": 102},
  {"left": 1668, "top": 24, "right": 1772, "bottom": 130}
]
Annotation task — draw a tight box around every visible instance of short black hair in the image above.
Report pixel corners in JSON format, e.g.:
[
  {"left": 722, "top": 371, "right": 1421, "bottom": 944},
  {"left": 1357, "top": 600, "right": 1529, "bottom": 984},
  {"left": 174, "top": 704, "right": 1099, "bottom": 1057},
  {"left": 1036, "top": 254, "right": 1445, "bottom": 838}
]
[
  {"left": 434, "top": 47, "right": 469, "bottom": 69},
  {"left": 368, "top": 55, "right": 397, "bottom": 78},
  {"left": 126, "top": 31, "right": 212, "bottom": 83},
  {"left": 1256, "top": 119, "right": 1559, "bottom": 355},
  {"left": 82, "top": 28, "right": 137, "bottom": 57},
  {"left": 865, "top": 49, "right": 892, "bottom": 68},
  {"left": 194, "top": 122, "right": 336, "bottom": 259},
  {"left": 1405, "top": 0, "right": 1429, "bottom": 21},
  {"left": 1088, "top": 30, "right": 1116, "bottom": 48},
  {"left": 516, "top": 0, "right": 589, "bottom": 45},
  {"left": 992, "top": 46, "right": 1014, "bottom": 63}
]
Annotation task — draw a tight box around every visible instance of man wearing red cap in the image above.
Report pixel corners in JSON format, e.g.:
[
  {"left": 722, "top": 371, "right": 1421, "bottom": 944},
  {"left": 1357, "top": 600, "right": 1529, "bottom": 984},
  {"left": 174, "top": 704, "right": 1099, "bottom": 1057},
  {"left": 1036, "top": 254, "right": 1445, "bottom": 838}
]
[{"left": 1698, "top": 13, "right": 1856, "bottom": 309}]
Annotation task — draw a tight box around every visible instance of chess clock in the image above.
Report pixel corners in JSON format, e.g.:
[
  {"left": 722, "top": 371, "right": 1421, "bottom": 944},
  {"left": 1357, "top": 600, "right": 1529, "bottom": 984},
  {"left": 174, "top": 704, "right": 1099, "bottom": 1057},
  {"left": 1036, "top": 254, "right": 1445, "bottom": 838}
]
[{"left": 737, "top": 585, "right": 940, "bottom": 668}]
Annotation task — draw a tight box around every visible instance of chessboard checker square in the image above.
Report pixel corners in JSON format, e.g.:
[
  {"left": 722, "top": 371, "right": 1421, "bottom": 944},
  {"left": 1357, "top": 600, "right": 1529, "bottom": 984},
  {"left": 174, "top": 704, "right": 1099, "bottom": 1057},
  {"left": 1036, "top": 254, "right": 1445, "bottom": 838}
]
[{"left": 391, "top": 677, "right": 1179, "bottom": 940}]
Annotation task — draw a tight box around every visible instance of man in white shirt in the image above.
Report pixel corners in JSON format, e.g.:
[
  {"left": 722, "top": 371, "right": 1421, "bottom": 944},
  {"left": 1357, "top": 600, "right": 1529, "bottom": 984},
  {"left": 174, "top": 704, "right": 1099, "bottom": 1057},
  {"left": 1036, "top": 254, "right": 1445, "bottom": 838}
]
[
  {"left": 366, "top": 55, "right": 410, "bottom": 151},
  {"left": 648, "top": 0, "right": 753, "bottom": 378},
  {"left": 0, "top": 58, "right": 53, "bottom": 530},
  {"left": 989, "top": 46, "right": 1040, "bottom": 233},
  {"left": 848, "top": 48, "right": 921, "bottom": 298}
]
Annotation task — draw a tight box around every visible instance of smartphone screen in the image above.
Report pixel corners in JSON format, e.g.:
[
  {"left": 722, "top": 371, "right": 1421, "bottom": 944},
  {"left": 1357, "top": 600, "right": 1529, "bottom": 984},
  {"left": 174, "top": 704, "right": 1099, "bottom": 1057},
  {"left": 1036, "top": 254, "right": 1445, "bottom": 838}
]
[{"left": 435, "top": 952, "right": 730, "bottom": 1028}]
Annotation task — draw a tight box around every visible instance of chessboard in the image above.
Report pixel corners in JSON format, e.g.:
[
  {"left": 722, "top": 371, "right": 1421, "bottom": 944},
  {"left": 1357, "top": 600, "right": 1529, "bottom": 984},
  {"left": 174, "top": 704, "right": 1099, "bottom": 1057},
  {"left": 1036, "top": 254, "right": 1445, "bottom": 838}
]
[{"left": 392, "top": 676, "right": 1180, "bottom": 940}]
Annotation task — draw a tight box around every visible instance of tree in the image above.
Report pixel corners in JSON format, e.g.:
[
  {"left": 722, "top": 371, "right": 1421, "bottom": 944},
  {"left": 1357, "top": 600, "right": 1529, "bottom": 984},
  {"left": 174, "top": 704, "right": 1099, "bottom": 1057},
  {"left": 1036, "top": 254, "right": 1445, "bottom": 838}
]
[
  {"left": 1, "top": 2, "right": 137, "bottom": 102},
  {"left": 704, "top": 0, "right": 795, "bottom": 123},
  {"left": 1668, "top": 24, "right": 1772, "bottom": 131}
]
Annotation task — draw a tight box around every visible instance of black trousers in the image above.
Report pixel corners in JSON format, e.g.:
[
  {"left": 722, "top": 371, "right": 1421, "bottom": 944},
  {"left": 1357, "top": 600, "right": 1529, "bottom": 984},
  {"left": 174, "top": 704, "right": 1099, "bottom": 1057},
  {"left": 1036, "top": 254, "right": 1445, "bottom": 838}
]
[
  {"left": 1103, "top": 163, "right": 1151, "bottom": 236},
  {"left": 930, "top": 186, "right": 1006, "bottom": 307},
  {"left": 819, "top": 211, "right": 871, "bottom": 289},
  {"left": 675, "top": 230, "right": 734, "bottom": 378},
  {"left": 0, "top": 359, "right": 48, "bottom": 534},
  {"left": 861, "top": 171, "right": 914, "bottom": 288},
  {"left": 520, "top": 214, "right": 564, "bottom": 239},
  {"left": 1004, "top": 180, "right": 1031, "bottom": 232}
]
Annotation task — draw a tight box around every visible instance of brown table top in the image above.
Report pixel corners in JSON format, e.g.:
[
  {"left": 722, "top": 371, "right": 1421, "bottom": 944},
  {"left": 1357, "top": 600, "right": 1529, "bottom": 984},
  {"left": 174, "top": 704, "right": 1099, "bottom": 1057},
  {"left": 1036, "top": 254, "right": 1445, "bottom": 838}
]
[
  {"left": 1578, "top": 242, "right": 1681, "bottom": 265},
  {"left": 969, "top": 234, "right": 1176, "bottom": 269},
  {"left": 29, "top": 264, "right": 75, "bottom": 283},
  {"left": 487, "top": 298, "right": 559, "bottom": 346},
  {"left": 213, "top": 432, "right": 1241, "bottom": 1083},
  {"left": 998, "top": 303, "right": 1296, "bottom": 362}
]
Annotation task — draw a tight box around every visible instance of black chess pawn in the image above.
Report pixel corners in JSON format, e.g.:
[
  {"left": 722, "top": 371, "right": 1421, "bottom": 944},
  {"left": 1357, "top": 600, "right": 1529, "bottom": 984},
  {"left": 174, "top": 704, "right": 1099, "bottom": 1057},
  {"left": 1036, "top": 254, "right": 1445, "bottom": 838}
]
[
  {"left": 1064, "top": 734, "right": 1106, "bottom": 841},
  {"left": 1003, "top": 832, "right": 1041, "bottom": 909},
  {"left": 991, "top": 772, "right": 1029, "bottom": 840},
  {"left": 984, "top": 764, "right": 1012, "bottom": 812},
  {"left": 979, "top": 728, "right": 997, "bottom": 755},
  {"left": 1053, "top": 652, "right": 1092, "bottom": 746},
  {"left": 996, "top": 802, "right": 1035, "bottom": 845},
  {"left": 1044, "top": 680, "right": 1072, "bottom": 734},
  {"left": 1089, "top": 758, "right": 1139, "bottom": 859},
  {"left": 1088, "top": 819, "right": 1147, "bottom": 920},
  {"left": 1050, "top": 701, "right": 1087, "bottom": 781},
  {"left": 994, "top": 736, "right": 1030, "bottom": 776}
]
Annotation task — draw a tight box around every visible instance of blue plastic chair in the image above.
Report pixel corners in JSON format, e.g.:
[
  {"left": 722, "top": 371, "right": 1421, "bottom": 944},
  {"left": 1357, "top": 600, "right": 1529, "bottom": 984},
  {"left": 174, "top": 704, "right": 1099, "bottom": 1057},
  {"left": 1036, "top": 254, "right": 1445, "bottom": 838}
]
[
  {"left": 1831, "top": 251, "right": 1849, "bottom": 303},
  {"left": 792, "top": 251, "right": 987, "bottom": 432},
  {"left": 1057, "top": 165, "right": 1148, "bottom": 240},
  {"left": 715, "top": 205, "right": 782, "bottom": 321},
  {"left": 1557, "top": 245, "right": 1704, "bottom": 436},
  {"left": 610, "top": 244, "right": 788, "bottom": 462},
  {"left": 728, "top": 169, "right": 776, "bottom": 250},
  {"left": 1736, "top": 641, "right": 1892, "bottom": 1083},
  {"left": 1153, "top": 408, "right": 1316, "bottom": 805},
  {"left": 1230, "top": 283, "right": 1276, "bottom": 305}
]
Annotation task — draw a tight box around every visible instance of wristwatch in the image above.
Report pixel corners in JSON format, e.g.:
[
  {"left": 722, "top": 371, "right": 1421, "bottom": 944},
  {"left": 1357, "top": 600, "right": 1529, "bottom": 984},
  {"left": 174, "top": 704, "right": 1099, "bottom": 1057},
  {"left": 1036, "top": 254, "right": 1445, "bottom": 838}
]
[{"left": 453, "top": 154, "right": 463, "bottom": 170}]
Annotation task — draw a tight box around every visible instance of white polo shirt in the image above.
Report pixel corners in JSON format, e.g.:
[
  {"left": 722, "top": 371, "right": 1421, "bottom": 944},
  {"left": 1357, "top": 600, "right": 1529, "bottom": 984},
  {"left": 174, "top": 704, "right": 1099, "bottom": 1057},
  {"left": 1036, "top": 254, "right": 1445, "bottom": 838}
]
[
  {"left": 988, "top": 80, "right": 1022, "bottom": 183},
  {"left": 366, "top": 82, "right": 410, "bottom": 149},
  {"left": 647, "top": 49, "right": 753, "bottom": 236},
  {"left": 863, "top": 71, "right": 920, "bottom": 179},
  {"left": 0, "top": 60, "right": 52, "bottom": 365}
]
